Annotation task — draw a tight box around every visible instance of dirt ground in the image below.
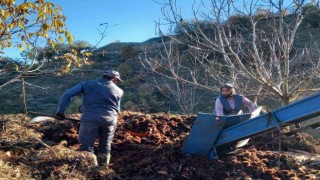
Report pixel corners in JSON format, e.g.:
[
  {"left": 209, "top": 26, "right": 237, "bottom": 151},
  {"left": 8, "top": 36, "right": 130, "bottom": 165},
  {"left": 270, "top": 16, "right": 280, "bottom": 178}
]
[{"left": 0, "top": 111, "right": 319, "bottom": 179}]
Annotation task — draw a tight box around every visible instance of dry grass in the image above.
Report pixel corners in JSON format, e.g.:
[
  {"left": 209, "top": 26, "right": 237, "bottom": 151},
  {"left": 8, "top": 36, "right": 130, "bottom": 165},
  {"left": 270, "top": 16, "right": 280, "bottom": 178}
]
[{"left": 0, "top": 114, "right": 116, "bottom": 179}]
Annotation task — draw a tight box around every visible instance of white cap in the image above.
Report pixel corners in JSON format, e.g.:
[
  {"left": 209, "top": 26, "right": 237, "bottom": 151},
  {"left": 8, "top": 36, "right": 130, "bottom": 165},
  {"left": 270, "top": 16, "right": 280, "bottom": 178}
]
[{"left": 103, "top": 70, "right": 123, "bottom": 82}]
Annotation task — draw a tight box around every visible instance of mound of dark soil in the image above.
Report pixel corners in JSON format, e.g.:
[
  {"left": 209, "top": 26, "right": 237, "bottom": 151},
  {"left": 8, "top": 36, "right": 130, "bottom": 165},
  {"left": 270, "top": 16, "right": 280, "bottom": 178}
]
[{"left": 0, "top": 112, "right": 319, "bottom": 179}]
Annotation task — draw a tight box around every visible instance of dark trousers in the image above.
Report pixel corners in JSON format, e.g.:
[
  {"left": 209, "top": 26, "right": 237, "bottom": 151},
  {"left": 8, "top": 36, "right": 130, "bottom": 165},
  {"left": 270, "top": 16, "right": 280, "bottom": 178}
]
[{"left": 78, "top": 120, "right": 117, "bottom": 154}]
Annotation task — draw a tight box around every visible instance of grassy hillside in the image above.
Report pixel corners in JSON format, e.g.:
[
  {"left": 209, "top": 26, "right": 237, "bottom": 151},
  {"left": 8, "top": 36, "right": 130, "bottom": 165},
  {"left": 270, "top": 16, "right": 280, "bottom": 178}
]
[
  {"left": 0, "top": 37, "right": 218, "bottom": 115},
  {"left": 2, "top": 19, "right": 320, "bottom": 115}
]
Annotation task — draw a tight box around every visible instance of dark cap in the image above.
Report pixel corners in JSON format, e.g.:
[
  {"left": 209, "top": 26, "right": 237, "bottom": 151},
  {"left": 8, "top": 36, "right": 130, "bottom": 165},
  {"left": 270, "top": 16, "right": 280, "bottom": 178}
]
[
  {"left": 221, "top": 83, "right": 234, "bottom": 89},
  {"left": 103, "top": 70, "right": 123, "bottom": 82},
  {"left": 220, "top": 83, "right": 235, "bottom": 95}
]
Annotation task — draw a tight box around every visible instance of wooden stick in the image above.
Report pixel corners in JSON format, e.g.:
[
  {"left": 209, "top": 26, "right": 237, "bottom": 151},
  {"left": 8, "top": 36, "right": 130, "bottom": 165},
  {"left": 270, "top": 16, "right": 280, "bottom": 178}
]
[
  {"left": 32, "top": 137, "right": 51, "bottom": 148},
  {"left": 22, "top": 78, "right": 28, "bottom": 114}
]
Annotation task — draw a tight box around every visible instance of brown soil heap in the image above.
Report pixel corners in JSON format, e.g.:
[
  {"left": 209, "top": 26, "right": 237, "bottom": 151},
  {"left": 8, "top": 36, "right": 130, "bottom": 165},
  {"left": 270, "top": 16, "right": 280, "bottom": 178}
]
[{"left": 0, "top": 112, "right": 319, "bottom": 179}]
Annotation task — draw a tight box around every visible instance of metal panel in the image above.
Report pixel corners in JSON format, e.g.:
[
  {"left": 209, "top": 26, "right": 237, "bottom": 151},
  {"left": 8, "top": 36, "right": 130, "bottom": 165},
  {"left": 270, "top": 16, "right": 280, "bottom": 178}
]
[
  {"left": 182, "top": 112, "right": 255, "bottom": 156},
  {"left": 221, "top": 113, "right": 252, "bottom": 129},
  {"left": 273, "top": 92, "right": 320, "bottom": 124},
  {"left": 215, "top": 113, "right": 278, "bottom": 146},
  {"left": 182, "top": 113, "right": 220, "bottom": 156},
  {"left": 215, "top": 93, "right": 320, "bottom": 146}
]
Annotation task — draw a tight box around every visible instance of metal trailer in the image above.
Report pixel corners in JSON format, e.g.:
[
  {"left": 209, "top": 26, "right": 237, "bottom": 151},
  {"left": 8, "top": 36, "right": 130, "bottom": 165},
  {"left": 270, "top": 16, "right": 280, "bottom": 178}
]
[{"left": 182, "top": 92, "right": 320, "bottom": 159}]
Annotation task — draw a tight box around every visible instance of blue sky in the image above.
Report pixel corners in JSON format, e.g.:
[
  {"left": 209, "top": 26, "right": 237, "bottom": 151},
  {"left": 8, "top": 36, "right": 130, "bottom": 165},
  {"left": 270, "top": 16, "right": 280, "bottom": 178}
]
[
  {"left": 58, "top": 0, "right": 167, "bottom": 45},
  {"left": 4, "top": 0, "right": 197, "bottom": 58}
]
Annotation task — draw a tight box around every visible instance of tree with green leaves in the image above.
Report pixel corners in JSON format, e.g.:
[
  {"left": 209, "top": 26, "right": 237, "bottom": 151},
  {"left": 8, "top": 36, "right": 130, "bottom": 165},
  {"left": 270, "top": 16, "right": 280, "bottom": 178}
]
[{"left": 0, "top": 0, "right": 92, "bottom": 89}]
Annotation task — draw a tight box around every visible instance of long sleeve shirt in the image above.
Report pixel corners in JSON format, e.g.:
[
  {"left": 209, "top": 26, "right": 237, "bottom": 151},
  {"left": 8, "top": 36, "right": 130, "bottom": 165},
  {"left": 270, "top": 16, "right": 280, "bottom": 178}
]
[
  {"left": 56, "top": 79, "right": 123, "bottom": 122},
  {"left": 215, "top": 96, "right": 256, "bottom": 116}
]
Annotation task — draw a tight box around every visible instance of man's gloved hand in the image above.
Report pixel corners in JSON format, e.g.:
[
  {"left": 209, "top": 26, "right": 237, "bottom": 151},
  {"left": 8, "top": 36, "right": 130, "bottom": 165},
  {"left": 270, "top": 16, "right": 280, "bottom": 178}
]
[{"left": 55, "top": 112, "right": 65, "bottom": 120}]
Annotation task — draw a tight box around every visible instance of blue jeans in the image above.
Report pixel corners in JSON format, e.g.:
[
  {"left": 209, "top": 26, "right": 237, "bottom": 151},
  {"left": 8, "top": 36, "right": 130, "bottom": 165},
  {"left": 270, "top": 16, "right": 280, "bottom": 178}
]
[{"left": 78, "top": 119, "right": 117, "bottom": 154}]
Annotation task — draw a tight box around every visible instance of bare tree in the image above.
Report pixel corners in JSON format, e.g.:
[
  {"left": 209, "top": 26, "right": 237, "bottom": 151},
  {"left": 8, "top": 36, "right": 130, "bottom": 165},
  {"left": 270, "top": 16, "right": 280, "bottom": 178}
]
[
  {"left": 140, "top": 38, "right": 211, "bottom": 114},
  {"left": 141, "top": 0, "right": 320, "bottom": 108}
]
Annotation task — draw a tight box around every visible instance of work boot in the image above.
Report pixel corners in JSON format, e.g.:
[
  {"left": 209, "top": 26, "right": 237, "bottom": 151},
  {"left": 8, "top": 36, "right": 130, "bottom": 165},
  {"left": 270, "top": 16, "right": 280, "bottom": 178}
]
[
  {"left": 90, "top": 153, "right": 98, "bottom": 166},
  {"left": 106, "top": 153, "right": 111, "bottom": 165},
  {"left": 97, "top": 153, "right": 111, "bottom": 167}
]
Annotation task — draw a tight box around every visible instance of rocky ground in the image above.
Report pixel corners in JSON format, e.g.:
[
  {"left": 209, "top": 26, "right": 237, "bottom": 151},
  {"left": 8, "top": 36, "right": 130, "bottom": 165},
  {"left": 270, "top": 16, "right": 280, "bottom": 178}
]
[{"left": 0, "top": 111, "right": 319, "bottom": 179}]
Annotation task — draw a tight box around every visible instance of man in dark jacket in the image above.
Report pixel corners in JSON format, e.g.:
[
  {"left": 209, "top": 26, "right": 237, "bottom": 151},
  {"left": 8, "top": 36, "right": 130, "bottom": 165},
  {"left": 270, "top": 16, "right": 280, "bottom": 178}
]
[{"left": 55, "top": 70, "right": 124, "bottom": 167}]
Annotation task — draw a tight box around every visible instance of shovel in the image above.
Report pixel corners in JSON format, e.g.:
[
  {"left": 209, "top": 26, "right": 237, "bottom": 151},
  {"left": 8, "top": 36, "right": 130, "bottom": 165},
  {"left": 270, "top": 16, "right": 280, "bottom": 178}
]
[{"left": 28, "top": 111, "right": 80, "bottom": 124}]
